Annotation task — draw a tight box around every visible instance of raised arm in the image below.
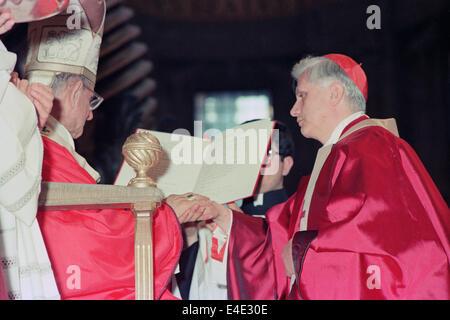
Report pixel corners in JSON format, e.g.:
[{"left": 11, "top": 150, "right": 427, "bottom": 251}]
[
  {"left": 10, "top": 73, "right": 54, "bottom": 129},
  {"left": 0, "top": 8, "right": 14, "bottom": 35}
]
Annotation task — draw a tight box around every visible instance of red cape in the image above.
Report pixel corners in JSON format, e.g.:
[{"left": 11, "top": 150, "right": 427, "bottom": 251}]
[
  {"left": 228, "top": 117, "right": 450, "bottom": 299},
  {"left": 38, "top": 137, "right": 182, "bottom": 300},
  {"left": 0, "top": 269, "right": 7, "bottom": 300}
]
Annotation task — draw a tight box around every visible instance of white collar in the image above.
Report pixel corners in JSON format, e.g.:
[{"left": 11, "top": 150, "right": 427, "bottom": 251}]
[
  {"left": 42, "top": 115, "right": 101, "bottom": 183},
  {"left": 252, "top": 193, "right": 264, "bottom": 206},
  {"left": 323, "top": 111, "right": 366, "bottom": 146}
]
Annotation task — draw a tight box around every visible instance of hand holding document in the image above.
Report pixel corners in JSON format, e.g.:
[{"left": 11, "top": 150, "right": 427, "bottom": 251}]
[{"left": 115, "top": 120, "right": 276, "bottom": 204}]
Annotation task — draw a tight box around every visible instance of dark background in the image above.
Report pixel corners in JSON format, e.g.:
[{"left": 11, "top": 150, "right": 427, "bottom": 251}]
[{"left": 2, "top": 0, "right": 449, "bottom": 202}]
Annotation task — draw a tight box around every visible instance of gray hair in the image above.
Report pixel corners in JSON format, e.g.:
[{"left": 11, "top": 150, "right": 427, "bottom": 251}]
[
  {"left": 291, "top": 56, "right": 366, "bottom": 112},
  {"left": 51, "top": 73, "right": 91, "bottom": 96}
]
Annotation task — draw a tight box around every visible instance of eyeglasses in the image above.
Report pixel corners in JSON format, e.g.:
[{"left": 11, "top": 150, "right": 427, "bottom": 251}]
[
  {"left": 267, "top": 149, "right": 279, "bottom": 157},
  {"left": 84, "top": 86, "right": 104, "bottom": 111},
  {"left": 265, "top": 149, "right": 282, "bottom": 163},
  {"left": 266, "top": 149, "right": 288, "bottom": 162}
]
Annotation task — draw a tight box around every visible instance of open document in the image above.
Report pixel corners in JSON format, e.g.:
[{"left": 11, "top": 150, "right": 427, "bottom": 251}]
[{"left": 115, "top": 120, "right": 275, "bottom": 204}]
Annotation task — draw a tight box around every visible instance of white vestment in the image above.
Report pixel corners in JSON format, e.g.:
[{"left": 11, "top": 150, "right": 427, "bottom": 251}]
[
  {"left": 0, "top": 40, "right": 59, "bottom": 300},
  {"left": 172, "top": 215, "right": 232, "bottom": 300}
]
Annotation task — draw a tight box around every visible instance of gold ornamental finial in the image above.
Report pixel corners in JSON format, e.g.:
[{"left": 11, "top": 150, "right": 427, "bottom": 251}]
[
  {"left": 122, "top": 131, "right": 163, "bottom": 300},
  {"left": 122, "top": 131, "right": 162, "bottom": 188}
]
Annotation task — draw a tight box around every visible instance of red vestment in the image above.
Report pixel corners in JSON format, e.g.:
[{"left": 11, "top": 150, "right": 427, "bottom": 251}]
[
  {"left": 37, "top": 137, "right": 182, "bottom": 300},
  {"left": 0, "top": 269, "right": 7, "bottom": 300},
  {"left": 228, "top": 116, "right": 450, "bottom": 299}
]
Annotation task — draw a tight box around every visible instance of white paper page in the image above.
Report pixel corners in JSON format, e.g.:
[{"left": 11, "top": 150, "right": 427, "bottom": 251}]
[
  {"left": 193, "top": 120, "right": 274, "bottom": 204},
  {"left": 114, "top": 130, "right": 204, "bottom": 198}
]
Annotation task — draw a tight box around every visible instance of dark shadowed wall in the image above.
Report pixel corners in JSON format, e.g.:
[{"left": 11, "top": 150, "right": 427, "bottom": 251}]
[
  {"left": 127, "top": 0, "right": 449, "bottom": 201},
  {"left": 1, "top": 0, "right": 447, "bottom": 201}
]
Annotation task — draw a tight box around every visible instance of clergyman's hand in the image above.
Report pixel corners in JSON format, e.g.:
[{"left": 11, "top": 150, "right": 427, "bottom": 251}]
[
  {"left": 165, "top": 193, "right": 207, "bottom": 224},
  {"left": 11, "top": 73, "right": 54, "bottom": 129},
  {"left": 29, "top": 82, "right": 54, "bottom": 129},
  {"left": 0, "top": 8, "right": 14, "bottom": 35},
  {"left": 166, "top": 193, "right": 232, "bottom": 232},
  {"left": 180, "top": 194, "right": 232, "bottom": 233},
  {"left": 227, "top": 202, "right": 244, "bottom": 213}
]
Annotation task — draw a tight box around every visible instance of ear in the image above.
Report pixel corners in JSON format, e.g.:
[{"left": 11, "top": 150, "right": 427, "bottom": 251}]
[
  {"left": 329, "top": 81, "right": 345, "bottom": 107},
  {"left": 67, "top": 79, "right": 84, "bottom": 109},
  {"left": 281, "top": 156, "right": 294, "bottom": 176}
]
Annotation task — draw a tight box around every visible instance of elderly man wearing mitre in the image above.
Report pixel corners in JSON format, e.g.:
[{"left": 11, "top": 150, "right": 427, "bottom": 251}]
[
  {"left": 191, "top": 53, "right": 450, "bottom": 299},
  {"left": 24, "top": 0, "right": 200, "bottom": 300},
  {"left": 0, "top": 1, "right": 71, "bottom": 300}
]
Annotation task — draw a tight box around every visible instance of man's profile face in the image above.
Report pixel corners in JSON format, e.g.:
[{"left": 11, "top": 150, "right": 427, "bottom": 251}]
[
  {"left": 258, "top": 145, "right": 284, "bottom": 193},
  {"left": 63, "top": 80, "right": 93, "bottom": 139},
  {"left": 290, "top": 71, "right": 330, "bottom": 142}
]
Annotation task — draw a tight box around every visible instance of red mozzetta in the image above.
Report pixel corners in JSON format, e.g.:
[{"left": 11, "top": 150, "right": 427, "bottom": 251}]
[
  {"left": 228, "top": 116, "right": 450, "bottom": 300},
  {"left": 38, "top": 136, "right": 182, "bottom": 300}
]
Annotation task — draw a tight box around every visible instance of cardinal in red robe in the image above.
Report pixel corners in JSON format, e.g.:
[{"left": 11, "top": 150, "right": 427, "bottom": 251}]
[
  {"left": 228, "top": 115, "right": 449, "bottom": 299},
  {"left": 37, "top": 135, "right": 183, "bottom": 299},
  {"left": 203, "top": 54, "right": 450, "bottom": 300},
  {"left": 18, "top": 0, "right": 189, "bottom": 300}
]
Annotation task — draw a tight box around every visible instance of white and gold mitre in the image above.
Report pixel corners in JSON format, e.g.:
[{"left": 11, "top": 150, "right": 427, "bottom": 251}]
[{"left": 24, "top": 0, "right": 106, "bottom": 88}]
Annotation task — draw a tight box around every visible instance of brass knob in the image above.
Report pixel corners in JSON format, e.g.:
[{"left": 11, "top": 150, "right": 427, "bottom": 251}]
[{"left": 122, "top": 131, "right": 162, "bottom": 188}]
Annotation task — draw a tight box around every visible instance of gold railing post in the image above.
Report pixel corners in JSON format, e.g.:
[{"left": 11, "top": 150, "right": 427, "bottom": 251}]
[{"left": 122, "top": 132, "right": 163, "bottom": 300}]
